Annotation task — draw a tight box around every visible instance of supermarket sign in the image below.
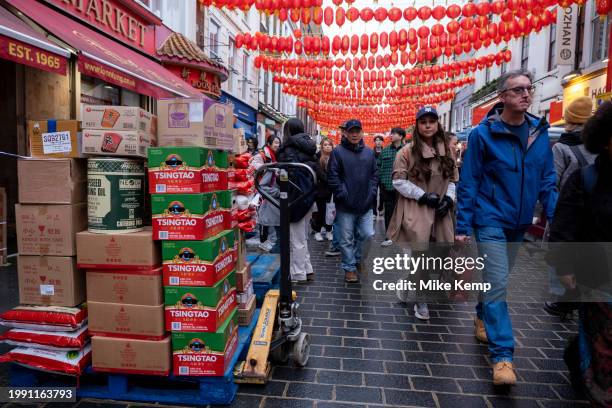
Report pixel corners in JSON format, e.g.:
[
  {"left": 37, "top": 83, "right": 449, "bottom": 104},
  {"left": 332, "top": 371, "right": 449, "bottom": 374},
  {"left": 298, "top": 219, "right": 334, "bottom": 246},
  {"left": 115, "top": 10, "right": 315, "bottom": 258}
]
[
  {"left": 45, "top": 0, "right": 157, "bottom": 53},
  {"left": 0, "top": 35, "right": 67, "bottom": 75}
]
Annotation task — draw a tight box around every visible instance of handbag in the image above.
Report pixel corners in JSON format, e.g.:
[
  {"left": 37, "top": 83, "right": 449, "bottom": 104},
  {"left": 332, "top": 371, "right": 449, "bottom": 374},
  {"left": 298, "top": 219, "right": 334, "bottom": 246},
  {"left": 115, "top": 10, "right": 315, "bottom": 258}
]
[{"left": 325, "top": 197, "right": 336, "bottom": 225}]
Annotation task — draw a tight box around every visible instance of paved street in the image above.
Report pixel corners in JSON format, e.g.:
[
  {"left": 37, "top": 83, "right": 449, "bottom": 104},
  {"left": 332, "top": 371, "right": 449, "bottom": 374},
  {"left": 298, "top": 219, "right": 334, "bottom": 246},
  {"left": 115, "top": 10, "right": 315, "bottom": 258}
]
[{"left": 0, "top": 222, "right": 589, "bottom": 408}]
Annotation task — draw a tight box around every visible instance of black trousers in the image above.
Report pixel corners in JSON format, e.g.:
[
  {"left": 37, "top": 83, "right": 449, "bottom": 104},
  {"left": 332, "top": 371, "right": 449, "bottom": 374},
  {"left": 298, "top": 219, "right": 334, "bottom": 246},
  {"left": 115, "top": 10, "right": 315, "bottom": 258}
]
[{"left": 380, "top": 187, "right": 398, "bottom": 235}]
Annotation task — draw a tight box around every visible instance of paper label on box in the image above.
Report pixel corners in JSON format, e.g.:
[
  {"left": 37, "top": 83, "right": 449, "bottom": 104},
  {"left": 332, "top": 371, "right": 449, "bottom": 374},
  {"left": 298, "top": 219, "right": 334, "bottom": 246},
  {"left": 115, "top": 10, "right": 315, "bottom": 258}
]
[
  {"left": 189, "top": 102, "right": 203, "bottom": 122},
  {"left": 40, "top": 284, "right": 55, "bottom": 296},
  {"left": 41, "top": 131, "right": 72, "bottom": 154}
]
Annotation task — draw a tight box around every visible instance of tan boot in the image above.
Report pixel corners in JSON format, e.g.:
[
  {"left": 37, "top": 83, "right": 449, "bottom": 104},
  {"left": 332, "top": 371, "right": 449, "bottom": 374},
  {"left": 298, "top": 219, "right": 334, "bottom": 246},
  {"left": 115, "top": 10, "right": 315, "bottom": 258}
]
[
  {"left": 344, "top": 270, "right": 359, "bottom": 283},
  {"left": 492, "top": 361, "right": 517, "bottom": 385},
  {"left": 474, "top": 317, "right": 488, "bottom": 343}
]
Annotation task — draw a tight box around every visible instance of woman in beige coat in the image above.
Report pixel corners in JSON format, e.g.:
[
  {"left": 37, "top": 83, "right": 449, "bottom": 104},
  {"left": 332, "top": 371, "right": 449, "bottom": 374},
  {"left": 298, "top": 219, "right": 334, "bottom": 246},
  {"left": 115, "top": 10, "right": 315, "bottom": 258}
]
[{"left": 388, "top": 107, "right": 458, "bottom": 320}]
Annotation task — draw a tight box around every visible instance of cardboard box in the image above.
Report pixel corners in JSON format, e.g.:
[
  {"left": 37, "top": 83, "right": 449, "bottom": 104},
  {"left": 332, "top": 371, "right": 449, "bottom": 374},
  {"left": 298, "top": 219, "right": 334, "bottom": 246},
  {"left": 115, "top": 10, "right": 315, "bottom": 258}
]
[
  {"left": 17, "top": 256, "right": 85, "bottom": 307},
  {"left": 235, "top": 263, "right": 251, "bottom": 293},
  {"left": 18, "top": 159, "right": 86, "bottom": 204},
  {"left": 86, "top": 268, "right": 162, "bottom": 305},
  {"left": 237, "top": 279, "right": 254, "bottom": 308},
  {"left": 162, "top": 230, "right": 236, "bottom": 287},
  {"left": 92, "top": 335, "right": 171, "bottom": 376},
  {"left": 16, "top": 203, "right": 87, "bottom": 256},
  {"left": 164, "top": 272, "right": 236, "bottom": 332},
  {"left": 88, "top": 301, "right": 165, "bottom": 340},
  {"left": 82, "top": 129, "right": 150, "bottom": 158},
  {"left": 238, "top": 294, "right": 256, "bottom": 326},
  {"left": 76, "top": 228, "right": 160, "bottom": 270},
  {"left": 148, "top": 147, "right": 229, "bottom": 194},
  {"left": 82, "top": 106, "right": 155, "bottom": 135},
  {"left": 235, "top": 229, "right": 246, "bottom": 271},
  {"left": 0, "top": 187, "right": 6, "bottom": 221},
  {"left": 151, "top": 191, "right": 232, "bottom": 241},
  {"left": 27, "top": 120, "right": 82, "bottom": 159},
  {"left": 172, "top": 311, "right": 238, "bottom": 376},
  {"left": 157, "top": 97, "right": 234, "bottom": 150},
  {"left": 232, "top": 128, "right": 248, "bottom": 155}
]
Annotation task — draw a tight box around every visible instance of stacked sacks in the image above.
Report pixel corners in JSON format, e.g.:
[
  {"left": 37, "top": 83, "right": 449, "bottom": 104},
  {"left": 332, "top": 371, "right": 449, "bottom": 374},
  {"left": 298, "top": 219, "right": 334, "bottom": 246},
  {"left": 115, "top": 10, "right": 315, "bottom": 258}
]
[{"left": 148, "top": 144, "right": 239, "bottom": 376}]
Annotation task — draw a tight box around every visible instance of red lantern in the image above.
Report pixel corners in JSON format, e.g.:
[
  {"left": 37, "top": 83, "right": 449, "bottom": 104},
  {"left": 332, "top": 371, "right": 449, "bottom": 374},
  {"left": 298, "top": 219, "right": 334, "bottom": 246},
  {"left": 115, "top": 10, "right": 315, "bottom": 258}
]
[
  {"left": 462, "top": 2, "right": 476, "bottom": 18},
  {"left": 279, "top": 8, "right": 288, "bottom": 21},
  {"left": 341, "top": 35, "right": 350, "bottom": 54},
  {"left": 290, "top": 8, "right": 300, "bottom": 22},
  {"left": 388, "top": 7, "right": 402, "bottom": 22},
  {"left": 294, "top": 40, "right": 302, "bottom": 55},
  {"left": 293, "top": 28, "right": 302, "bottom": 39},
  {"left": 492, "top": 0, "right": 505, "bottom": 15},
  {"left": 347, "top": 7, "right": 360, "bottom": 22},
  {"left": 404, "top": 6, "right": 417, "bottom": 21},
  {"left": 313, "top": 7, "right": 323, "bottom": 25},
  {"left": 432, "top": 23, "right": 444, "bottom": 36},
  {"left": 370, "top": 33, "right": 378, "bottom": 52},
  {"left": 374, "top": 7, "right": 387, "bottom": 22},
  {"left": 235, "top": 33, "right": 244, "bottom": 48},
  {"left": 350, "top": 34, "right": 359, "bottom": 54},
  {"left": 461, "top": 17, "right": 474, "bottom": 30},
  {"left": 336, "top": 8, "right": 345, "bottom": 27},
  {"left": 360, "top": 7, "right": 374, "bottom": 22},
  {"left": 417, "top": 26, "right": 430, "bottom": 39},
  {"left": 380, "top": 32, "right": 388, "bottom": 48},
  {"left": 418, "top": 6, "right": 431, "bottom": 20},
  {"left": 389, "top": 31, "right": 398, "bottom": 48},
  {"left": 476, "top": 2, "right": 490, "bottom": 17},
  {"left": 432, "top": 5, "right": 446, "bottom": 20},
  {"left": 324, "top": 7, "right": 333, "bottom": 25},
  {"left": 332, "top": 35, "right": 341, "bottom": 55}
]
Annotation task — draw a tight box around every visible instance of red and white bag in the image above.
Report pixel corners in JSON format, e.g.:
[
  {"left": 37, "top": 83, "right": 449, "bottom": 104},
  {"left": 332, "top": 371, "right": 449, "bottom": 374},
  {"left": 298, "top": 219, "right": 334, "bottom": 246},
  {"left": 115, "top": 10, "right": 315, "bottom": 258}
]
[
  {"left": 0, "top": 305, "right": 87, "bottom": 331},
  {"left": 0, "top": 326, "right": 89, "bottom": 350},
  {"left": 0, "top": 344, "right": 91, "bottom": 376}
]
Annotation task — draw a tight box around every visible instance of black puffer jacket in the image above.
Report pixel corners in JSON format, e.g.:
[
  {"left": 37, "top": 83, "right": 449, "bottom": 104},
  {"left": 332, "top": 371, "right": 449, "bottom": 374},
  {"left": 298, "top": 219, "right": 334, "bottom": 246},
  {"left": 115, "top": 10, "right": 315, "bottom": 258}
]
[
  {"left": 313, "top": 151, "right": 332, "bottom": 199},
  {"left": 277, "top": 132, "right": 317, "bottom": 222}
]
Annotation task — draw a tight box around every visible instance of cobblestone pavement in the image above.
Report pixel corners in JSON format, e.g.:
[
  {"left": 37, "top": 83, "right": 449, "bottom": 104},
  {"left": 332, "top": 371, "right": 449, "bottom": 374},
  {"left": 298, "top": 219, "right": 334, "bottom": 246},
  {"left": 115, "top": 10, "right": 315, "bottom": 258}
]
[{"left": 0, "top": 221, "right": 589, "bottom": 408}]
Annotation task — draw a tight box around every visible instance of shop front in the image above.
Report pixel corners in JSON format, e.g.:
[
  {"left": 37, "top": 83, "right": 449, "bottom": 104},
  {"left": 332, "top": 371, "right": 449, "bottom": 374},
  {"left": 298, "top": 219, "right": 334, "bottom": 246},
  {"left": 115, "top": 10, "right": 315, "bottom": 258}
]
[
  {"left": 471, "top": 96, "right": 500, "bottom": 127},
  {"left": 221, "top": 91, "right": 257, "bottom": 142}
]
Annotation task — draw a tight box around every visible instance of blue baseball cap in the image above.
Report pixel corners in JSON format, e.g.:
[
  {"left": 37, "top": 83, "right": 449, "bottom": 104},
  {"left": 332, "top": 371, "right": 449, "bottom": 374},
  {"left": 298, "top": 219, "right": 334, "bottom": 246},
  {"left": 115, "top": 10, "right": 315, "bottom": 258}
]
[
  {"left": 344, "top": 119, "right": 362, "bottom": 131},
  {"left": 416, "top": 106, "right": 439, "bottom": 121}
]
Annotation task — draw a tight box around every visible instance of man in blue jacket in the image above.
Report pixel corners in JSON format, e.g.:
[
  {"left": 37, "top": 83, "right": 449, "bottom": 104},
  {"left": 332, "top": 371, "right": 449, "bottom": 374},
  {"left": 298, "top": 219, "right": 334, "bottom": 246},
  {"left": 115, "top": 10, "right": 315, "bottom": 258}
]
[
  {"left": 456, "top": 70, "right": 558, "bottom": 386},
  {"left": 327, "top": 119, "right": 379, "bottom": 283}
]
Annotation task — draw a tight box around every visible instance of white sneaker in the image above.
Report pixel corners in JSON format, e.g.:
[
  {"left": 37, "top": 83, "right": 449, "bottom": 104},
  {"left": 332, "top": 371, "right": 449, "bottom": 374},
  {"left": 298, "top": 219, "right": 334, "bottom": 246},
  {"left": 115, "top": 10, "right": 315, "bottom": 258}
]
[
  {"left": 314, "top": 232, "right": 324, "bottom": 242},
  {"left": 325, "top": 231, "right": 333, "bottom": 241},
  {"left": 414, "top": 303, "right": 430, "bottom": 321},
  {"left": 246, "top": 237, "right": 261, "bottom": 247},
  {"left": 258, "top": 240, "right": 274, "bottom": 252},
  {"left": 381, "top": 239, "right": 393, "bottom": 247}
]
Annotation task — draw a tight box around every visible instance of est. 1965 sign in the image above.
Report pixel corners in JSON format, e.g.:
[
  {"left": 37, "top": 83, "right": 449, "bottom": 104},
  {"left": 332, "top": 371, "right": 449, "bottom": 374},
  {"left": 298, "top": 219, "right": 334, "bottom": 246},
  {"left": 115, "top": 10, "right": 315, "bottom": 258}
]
[{"left": 46, "top": 0, "right": 155, "bottom": 54}]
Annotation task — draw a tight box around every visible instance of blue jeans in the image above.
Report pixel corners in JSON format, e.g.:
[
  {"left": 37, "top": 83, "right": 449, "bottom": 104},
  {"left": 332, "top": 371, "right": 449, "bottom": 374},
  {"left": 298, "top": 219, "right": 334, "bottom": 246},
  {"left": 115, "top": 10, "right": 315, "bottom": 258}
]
[
  {"left": 330, "top": 216, "right": 340, "bottom": 250},
  {"left": 336, "top": 210, "right": 375, "bottom": 272},
  {"left": 474, "top": 226, "right": 526, "bottom": 363}
]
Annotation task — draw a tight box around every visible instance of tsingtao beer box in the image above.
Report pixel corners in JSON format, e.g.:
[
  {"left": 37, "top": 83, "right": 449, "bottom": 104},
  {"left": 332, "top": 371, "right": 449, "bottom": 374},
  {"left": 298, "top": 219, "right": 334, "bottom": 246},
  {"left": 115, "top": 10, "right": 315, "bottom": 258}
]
[
  {"left": 171, "top": 310, "right": 238, "bottom": 376},
  {"left": 164, "top": 272, "right": 236, "bottom": 332},
  {"left": 148, "top": 147, "right": 228, "bottom": 194},
  {"left": 151, "top": 191, "right": 232, "bottom": 241},
  {"left": 162, "top": 230, "right": 236, "bottom": 287}
]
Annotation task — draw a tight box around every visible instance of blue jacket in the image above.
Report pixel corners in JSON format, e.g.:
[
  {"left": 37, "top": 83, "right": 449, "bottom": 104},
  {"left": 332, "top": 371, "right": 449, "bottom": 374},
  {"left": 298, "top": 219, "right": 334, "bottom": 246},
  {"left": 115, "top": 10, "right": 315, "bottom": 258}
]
[
  {"left": 456, "top": 103, "right": 558, "bottom": 236},
  {"left": 327, "top": 137, "right": 379, "bottom": 215}
]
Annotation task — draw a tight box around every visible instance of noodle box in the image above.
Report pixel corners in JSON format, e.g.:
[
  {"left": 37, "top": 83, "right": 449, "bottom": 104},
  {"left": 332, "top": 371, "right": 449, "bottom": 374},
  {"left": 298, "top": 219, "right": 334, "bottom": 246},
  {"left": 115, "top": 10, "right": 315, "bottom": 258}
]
[
  {"left": 82, "top": 106, "right": 156, "bottom": 135},
  {"left": 162, "top": 229, "right": 236, "bottom": 287},
  {"left": 82, "top": 129, "right": 150, "bottom": 158},
  {"left": 171, "top": 311, "right": 238, "bottom": 376},
  {"left": 164, "top": 272, "right": 236, "bottom": 332},
  {"left": 92, "top": 335, "right": 170, "bottom": 376}
]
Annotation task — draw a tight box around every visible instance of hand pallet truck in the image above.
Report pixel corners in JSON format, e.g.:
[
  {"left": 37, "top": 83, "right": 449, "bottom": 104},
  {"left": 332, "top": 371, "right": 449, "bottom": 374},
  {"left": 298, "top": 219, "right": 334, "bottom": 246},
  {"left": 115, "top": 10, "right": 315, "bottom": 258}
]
[{"left": 234, "top": 162, "right": 316, "bottom": 384}]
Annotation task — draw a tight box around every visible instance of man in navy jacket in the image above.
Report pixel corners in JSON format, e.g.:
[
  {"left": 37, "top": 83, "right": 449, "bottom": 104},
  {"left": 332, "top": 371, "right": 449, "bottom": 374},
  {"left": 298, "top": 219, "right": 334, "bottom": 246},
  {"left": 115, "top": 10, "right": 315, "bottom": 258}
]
[
  {"left": 327, "top": 119, "right": 379, "bottom": 283},
  {"left": 456, "top": 70, "right": 558, "bottom": 386}
]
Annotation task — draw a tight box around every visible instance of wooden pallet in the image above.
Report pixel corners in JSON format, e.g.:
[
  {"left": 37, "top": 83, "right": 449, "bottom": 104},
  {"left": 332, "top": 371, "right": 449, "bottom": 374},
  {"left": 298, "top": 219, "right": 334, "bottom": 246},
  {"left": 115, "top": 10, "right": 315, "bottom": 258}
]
[{"left": 10, "top": 309, "right": 260, "bottom": 406}]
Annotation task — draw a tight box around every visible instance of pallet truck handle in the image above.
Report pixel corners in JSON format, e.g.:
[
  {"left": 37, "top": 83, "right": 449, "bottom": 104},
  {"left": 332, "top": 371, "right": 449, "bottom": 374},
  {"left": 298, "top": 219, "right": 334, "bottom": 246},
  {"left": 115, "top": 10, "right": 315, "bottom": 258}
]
[{"left": 253, "top": 162, "right": 317, "bottom": 210}]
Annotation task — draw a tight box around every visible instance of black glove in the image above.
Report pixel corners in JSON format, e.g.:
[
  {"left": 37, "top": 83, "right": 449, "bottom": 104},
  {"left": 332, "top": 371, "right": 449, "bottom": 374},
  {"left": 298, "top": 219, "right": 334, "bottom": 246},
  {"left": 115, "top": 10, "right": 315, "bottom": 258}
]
[
  {"left": 435, "top": 196, "right": 454, "bottom": 218},
  {"left": 417, "top": 192, "right": 440, "bottom": 208}
]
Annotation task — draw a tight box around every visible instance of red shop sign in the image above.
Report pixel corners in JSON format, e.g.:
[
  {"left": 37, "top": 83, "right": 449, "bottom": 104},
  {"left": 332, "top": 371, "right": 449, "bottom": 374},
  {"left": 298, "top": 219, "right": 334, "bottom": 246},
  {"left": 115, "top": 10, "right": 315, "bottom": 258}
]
[
  {"left": 166, "top": 64, "right": 222, "bottom": 98},
  {"left": 44, "top": 0, "right": 156, "bottom": 54},
  {"left": 0, "top": 35, "right": 67, "bottom": 75}
]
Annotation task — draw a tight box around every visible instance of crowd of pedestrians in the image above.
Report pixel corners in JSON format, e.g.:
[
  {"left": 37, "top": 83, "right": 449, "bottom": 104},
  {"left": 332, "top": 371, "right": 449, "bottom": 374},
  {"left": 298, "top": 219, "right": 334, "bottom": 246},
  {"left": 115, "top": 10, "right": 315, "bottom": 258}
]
[{"left": 245, "top": 69, "right": 611, "bottom": 406}]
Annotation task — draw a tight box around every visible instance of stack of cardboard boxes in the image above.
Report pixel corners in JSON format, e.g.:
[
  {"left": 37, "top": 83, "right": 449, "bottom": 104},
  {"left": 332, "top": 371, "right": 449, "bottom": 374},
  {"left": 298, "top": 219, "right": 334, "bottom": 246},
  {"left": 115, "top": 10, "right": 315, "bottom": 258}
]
[
  {"left": 152, "top": 98, "right": 243, "bottom": 376},
  {"left": 74, "top": 106, "right": 171, "bottom": 375},
  {"left": 6, "top": 120, "right": 90, "bottom": 373}
]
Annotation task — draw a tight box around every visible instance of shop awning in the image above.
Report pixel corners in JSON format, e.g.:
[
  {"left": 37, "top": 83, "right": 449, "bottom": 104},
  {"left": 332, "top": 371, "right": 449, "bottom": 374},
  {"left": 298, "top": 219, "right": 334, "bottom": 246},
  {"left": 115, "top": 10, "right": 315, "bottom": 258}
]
[
  {"left": 8, "top": 0, "right": 201, "bottom": 99},
  {"left": 0, "top": 5, "right": 69, "bottom": 75}
]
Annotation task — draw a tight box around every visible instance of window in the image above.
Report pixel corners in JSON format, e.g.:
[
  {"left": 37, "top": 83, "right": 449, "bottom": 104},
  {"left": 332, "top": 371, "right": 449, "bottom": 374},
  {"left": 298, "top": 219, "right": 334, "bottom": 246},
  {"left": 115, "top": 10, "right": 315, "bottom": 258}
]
[
  {"left": 209, "top": 20, "right": 220, "bottom": 58},
  {"left": 548, "top": 24, "right": 557, "bottom": 71},
  {"left": 521, "top": 36, "right": 529, "bottom": 69},
  {"left": 501, "top": 60, "right": 507, "bottom": 75},
  {"left": 485, "top": 67, "right": 491, "bottom": 83},
  {"left": 591, "top": 7, "right": 610, "bottom": 63}
]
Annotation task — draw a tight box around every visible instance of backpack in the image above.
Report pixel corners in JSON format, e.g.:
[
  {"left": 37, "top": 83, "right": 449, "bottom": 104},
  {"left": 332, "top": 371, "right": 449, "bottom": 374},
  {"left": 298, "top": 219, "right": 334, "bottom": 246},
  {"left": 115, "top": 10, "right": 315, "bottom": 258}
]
[{"left": 581, "top": 164, "right": 598, "bottom": 195}]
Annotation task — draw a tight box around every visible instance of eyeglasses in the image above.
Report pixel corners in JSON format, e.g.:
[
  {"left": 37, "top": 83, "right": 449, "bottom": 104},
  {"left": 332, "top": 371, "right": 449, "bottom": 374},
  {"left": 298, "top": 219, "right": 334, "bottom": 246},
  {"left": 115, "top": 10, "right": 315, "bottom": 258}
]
[{"left": 501, "top": 85, "right": 536, "bottom": 95}]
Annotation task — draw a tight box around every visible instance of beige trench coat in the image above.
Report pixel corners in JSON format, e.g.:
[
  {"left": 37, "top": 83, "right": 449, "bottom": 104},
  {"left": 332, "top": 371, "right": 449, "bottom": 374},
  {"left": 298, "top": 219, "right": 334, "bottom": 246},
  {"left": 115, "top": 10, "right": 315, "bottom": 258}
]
[{"left": 387, "top": 141, "right": 459, "bottom": 250}]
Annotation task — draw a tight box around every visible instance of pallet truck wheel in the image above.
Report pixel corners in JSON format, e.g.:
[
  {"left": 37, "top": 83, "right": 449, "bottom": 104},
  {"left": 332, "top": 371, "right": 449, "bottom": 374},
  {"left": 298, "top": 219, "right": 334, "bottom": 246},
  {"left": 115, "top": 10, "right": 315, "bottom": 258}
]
[
  {"left": 292, "top": 332, "right": 311, "bottom": 367},
  {"left": 270, "top": 331, "right": 289, "bottom": 364}
]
